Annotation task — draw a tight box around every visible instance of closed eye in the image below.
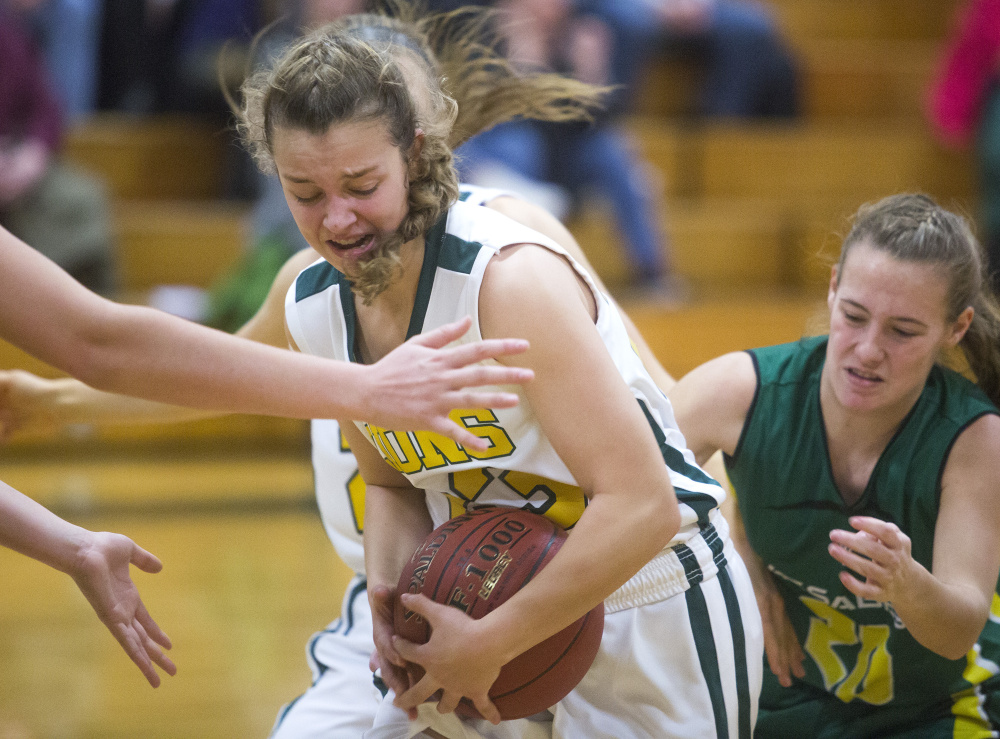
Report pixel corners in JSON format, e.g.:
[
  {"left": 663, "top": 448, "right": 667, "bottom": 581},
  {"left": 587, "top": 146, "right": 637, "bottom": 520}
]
[{"left": 294, "top": 192, "right": 322, "bottom": 205}]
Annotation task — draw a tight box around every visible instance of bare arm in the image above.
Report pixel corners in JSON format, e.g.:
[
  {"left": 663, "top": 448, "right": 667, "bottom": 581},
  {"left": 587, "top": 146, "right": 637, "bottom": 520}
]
[
  {"left": 0, "top": 249, "right": 320, "bottom": 436},
  {"left": 0, "top": 480, "right": 176, "bottom": 687},
  {"left": 394, "top": 245, "right": 680, "bottom": 721},
  {"left": 341, "top": 420, "right": 433, "bottom": 701},
  {"left": 667, "top": 351, "right": 757, "bottom": 465},
  {"left": 829, "top": 414, "right": 1000, "bottom": 659},
  {"left": 0, "top": 227, "right": 531, "bottom": 447},
  {"left": 486, "top": 195, "right": 675, "bottom": 392}
]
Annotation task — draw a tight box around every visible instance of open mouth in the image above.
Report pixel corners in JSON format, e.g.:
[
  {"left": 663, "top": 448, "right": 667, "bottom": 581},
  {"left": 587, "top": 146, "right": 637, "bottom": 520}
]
[
  {"left": 328, "top": 235, "right": 376, "bottom": 258},
  {"left": 847, "top": 367, "right": 882, "bottom": 384}
]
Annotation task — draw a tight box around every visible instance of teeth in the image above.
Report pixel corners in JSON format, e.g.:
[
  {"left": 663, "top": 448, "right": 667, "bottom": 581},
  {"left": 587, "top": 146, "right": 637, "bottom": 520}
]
[{"left": 849, "top": 369, "right": 878, "bottom": 381}]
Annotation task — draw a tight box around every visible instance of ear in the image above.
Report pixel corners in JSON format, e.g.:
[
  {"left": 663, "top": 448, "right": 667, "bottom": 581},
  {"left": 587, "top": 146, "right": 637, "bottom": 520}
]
[
  {"left": 945, "top": 305, "right": 975, "bottom": 348},
  {"left": 827, "top": 264, "right": 839, "bottom": 313},
  {"left": 407, "top": 128, "right": 425, "bottom": 176}
]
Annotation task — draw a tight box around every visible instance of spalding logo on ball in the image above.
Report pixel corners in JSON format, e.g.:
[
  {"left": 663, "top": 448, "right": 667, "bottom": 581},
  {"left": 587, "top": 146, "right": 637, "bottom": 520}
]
[{"left": 394, "top": 505, "right": 604, "bottom": 721}]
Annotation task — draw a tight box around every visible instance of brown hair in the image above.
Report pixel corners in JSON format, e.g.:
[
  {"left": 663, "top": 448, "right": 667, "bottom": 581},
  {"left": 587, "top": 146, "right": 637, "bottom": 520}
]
[
  {"left": 837, "top": 193, "right": 1000, "bottom": 406},
  {"left": 235, "top": 1, "right": 606, "bottom": 302}
]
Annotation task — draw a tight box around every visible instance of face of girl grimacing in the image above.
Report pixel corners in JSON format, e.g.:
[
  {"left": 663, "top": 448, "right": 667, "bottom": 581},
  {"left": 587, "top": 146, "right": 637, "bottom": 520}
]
[
  {"left": 824, "top": 240, "right": 972, "bottom": 415},
  {"left": 273, "top": 118, "right": 414, "bottom": 277}
]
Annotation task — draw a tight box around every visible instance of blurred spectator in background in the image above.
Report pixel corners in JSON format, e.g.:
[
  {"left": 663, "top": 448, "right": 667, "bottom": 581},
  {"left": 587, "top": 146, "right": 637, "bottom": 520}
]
[
  {"left": 927, "top": 0, "right": 1000, "bottom": 290},
  {"left": 587, "top": 0, "right": 799, "bottom": 119},
  {"left": 454, "top": 0, "right": 681, "bottom": 299},
  {"left": 5, "top": 0, "right": 103, "bottom": 120},
  {"left": 0, "top": 6, "right": 116, "bottom": 294}
]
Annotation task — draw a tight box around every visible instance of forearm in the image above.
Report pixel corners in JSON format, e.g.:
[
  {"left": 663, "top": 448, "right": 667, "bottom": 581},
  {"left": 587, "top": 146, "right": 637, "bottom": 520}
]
[
  {"left": 364, "top": 483, "right": 435, "bottom": 595},
  {"left": 0, "top": 481, "right": 89, "bottom": 575},
  {"left": 30, "top": 376, "right": 219, "bottom": 430},
  {"left": 887, "top": 565, "right": 989, "bottom": 659},
  {"left": 61, "top": 302, "right": 372, "bottom": 419},
  {"left": 482, "top": 487, "right": 677, "bottom": 664}
]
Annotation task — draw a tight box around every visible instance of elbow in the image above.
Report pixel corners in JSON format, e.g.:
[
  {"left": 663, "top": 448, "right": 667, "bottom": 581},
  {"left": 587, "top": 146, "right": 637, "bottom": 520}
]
[
  {"left": 935, "top": 636, "right": 978, "bottom": 662},
  {"left": 641, "top": 490, "right": 681, "bottom": 553},
  {"left": 933, "top": 622, "right": 984, "bottom": 661}
]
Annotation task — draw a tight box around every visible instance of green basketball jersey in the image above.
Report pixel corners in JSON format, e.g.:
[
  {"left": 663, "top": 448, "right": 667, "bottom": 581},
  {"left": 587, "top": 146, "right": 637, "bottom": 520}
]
[{"left": 726, "top": 336, "right": 1000, "bottom": 735}]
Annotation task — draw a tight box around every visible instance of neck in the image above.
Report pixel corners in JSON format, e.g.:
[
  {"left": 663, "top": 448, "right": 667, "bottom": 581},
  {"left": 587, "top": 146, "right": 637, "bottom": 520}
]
[
  {"left": 353, "top": 234, "right": 426, "bottom": 364},
  {"left": 818, "top": 366, "right": 920, "bottom": 457}
]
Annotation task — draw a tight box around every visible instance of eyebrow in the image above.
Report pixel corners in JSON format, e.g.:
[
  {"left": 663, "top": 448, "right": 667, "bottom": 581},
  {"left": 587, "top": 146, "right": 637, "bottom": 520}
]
[
  {"left": 841, "top": 299, "right": 928, "bottom": 327},
  {"left": 282, "top": 166, "right": 378, "bottom": 185}
]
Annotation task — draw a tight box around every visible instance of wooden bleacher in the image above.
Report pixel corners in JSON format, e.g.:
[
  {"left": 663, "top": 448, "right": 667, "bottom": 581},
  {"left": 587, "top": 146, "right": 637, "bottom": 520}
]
[{"left": 0, "top": 2, "right": 979, "bottom": 735}]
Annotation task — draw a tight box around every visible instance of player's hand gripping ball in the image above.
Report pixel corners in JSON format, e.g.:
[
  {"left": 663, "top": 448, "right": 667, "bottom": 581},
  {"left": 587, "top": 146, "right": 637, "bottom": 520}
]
[{"left": 394, "top": 505, "right": 604, "bottom": 720}]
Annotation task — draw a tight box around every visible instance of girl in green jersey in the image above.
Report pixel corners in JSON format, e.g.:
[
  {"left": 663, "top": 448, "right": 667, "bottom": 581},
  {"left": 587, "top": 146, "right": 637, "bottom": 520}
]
[{"left": 670, "top": 193, "right": 1000, "bottom": 737}]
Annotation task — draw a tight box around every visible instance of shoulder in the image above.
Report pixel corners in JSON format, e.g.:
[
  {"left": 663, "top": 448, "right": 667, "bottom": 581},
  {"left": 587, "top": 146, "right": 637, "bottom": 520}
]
[
  {"left": 672, "top": 352, "right": 758, "bottom": 416},
  {"left": 277, "top": 249, "right": 323, "bottom": 295},
  {"left": 669, "top": 352, "right": 758, "bottom": 462},
  {"left": 479, "top": 244, "right": 597, "bottom": 351},
  {"left": 944, "top": 411, "right": 1000, "bottom": 483}
]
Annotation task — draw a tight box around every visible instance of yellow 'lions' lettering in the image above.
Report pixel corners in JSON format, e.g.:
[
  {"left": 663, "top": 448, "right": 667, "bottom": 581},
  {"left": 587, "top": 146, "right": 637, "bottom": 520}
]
[
  {"left": 364, "top": 409, "right": 515, "bottom": 472},
  {"left": 802, "top": 596, "right": 894, "bottom": 705}
]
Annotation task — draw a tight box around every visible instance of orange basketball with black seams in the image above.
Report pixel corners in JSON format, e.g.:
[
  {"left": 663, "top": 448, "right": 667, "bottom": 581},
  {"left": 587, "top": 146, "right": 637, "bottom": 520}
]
[{"left": 394, "top": 505, "right": 603, "bottom": 721}]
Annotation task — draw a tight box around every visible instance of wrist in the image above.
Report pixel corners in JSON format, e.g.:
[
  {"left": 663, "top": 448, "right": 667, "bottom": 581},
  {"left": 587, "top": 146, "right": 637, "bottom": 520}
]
[{"left": 52, "top": 524, "right": 93, "bottom": 577}]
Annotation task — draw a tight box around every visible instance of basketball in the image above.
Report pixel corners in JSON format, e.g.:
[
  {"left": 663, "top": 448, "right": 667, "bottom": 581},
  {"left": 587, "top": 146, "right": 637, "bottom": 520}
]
[{"left": 394, "top": 505, "right": 603, "bottom": 721}]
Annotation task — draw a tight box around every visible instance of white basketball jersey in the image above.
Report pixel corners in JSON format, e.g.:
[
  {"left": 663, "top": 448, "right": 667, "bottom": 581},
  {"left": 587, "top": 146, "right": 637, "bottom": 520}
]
[{"left": 287, "top": 201, "right": 724, "bottom": 557}]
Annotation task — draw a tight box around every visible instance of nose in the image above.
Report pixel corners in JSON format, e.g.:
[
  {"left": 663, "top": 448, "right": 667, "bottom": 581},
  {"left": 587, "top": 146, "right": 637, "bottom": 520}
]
[
  {"left": 322, "top": 198, "right": 357, "bottom": 234},
  {"left": 855, "top": 327, "right": 884, "bottom": 366}
]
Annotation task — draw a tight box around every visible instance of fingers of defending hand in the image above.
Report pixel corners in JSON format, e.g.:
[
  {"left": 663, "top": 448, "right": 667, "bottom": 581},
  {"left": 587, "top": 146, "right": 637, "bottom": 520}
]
[
  {"left": 446, "top": 362, "right": 534, "bottom": 389},
  {"left": 114, "top": 621, "right": 161, "bottom": 688},
  {"left": 136, "top": 601, "right": 172, "bottom": 650},
  {"left": 130, "top": 543, "right": 163, "bottom": 574},
  {"left": 441, "top": 339, "right": 530, "bottom": 370},
  {"left": 134, "top": 617, "right": 177, "bottom": 679},
  {"left": 432, "top": 418, "right": 491, "bottom": 452},
  {"left": 848, "top": 516, "right": 907, "bottom": 550},
  {"left": 839, "top": 569, "right": 882, "bottom": 601},
  {"left": 409, "top": 317, "right": 473, "bottom": 349}
]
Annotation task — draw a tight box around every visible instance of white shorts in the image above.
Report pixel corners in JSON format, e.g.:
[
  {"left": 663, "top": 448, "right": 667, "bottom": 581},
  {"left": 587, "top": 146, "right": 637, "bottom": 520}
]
[
  {"left": 552, "top": 544, "right": 763, "bottom": 738},
  {"left": 368, "top": 521, "right": 763, "bottom": 739},
  {"left": 270, "top": 575, "right": 381, "bottom": 739}
]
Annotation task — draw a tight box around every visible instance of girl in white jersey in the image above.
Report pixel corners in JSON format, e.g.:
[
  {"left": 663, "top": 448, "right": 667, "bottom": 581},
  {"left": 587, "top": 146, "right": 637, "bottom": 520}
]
[
  {"left": 238, "top": 5, "right": 762, "bottom": 738},
  {"left": 0, "top": 185, "right": 674, "bottom": 738}
]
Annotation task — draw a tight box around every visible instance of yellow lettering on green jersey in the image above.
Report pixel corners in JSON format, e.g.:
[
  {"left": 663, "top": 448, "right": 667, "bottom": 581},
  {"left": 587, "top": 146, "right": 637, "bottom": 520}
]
[{"left": 802, "top": 596, "right": 893, "bottom": 705}]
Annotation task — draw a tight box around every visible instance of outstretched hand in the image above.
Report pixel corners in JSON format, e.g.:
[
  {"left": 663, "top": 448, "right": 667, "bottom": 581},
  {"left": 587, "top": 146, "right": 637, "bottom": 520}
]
[
  {"left": 365, "top": 317, "right": 532, "bottom": 450},
  {"left": 391, "top": 592, "right": 502, "bottom": 725},
  {"left": 69, "top": 532, "right": 176, "bottom": 687},
  {"left": 829, "top": 516, "right": 918, "bottom": 604}
]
